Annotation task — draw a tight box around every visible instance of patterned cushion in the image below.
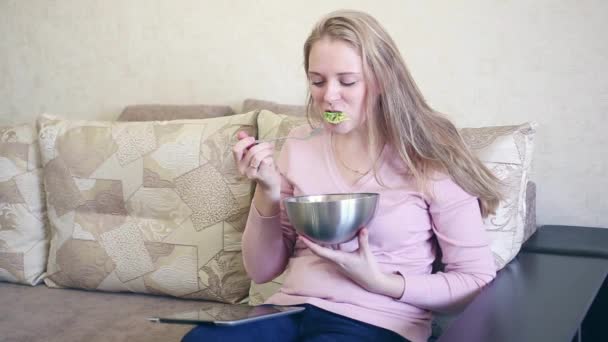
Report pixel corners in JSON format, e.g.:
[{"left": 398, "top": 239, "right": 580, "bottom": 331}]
[
  {"left": 0, "top": 124, "right": 48, "bottom": 285},
  {"left": 38, "top": 112, "right": 259, "bottom": 303},
  {"left": 242, "top": 99, "right": 306, "bottom": 117},
  {"left": 460, "top": 122, "right": 537, "bottom": 269},
  {"left": 248, "top": 111, "right": 537, "bottom": 304},
  {"left": 117, "top": 104, "right": 234, "bottom": 121}
]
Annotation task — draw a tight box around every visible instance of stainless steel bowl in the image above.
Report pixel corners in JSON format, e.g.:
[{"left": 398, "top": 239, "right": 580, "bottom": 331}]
[{"left": 283, "top": 193, "right": 379, "bottom": 244}]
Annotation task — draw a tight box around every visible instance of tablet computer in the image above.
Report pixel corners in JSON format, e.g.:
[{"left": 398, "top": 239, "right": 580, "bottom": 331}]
[{"left": 147, "top": 303, "right": 305, "bottom": 326}]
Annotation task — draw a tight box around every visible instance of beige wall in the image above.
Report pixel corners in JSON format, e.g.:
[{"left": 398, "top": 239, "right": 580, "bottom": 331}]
[{"left": 1, "top": 0, "right": 607, "bottom": 228}]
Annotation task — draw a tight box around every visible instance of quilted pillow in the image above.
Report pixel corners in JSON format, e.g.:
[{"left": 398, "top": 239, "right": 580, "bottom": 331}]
[
  {"left": 38, "top": 112, "right": 258, "bottom": 303},
  {"left": 0, "top": 123, "right": 48, "bottom": 285},
  {"left": 248, "top": 110, "right": 536, "bottom": 304}
]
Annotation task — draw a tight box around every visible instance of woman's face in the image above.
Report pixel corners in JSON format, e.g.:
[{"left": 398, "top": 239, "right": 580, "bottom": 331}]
[{"left": 307, "top": 37, "right": 369, "bottom": 134}]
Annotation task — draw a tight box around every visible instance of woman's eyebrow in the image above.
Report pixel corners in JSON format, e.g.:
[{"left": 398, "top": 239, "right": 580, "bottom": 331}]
[{"left": 307, "top": 71, "right": 361, "bottom": 76}]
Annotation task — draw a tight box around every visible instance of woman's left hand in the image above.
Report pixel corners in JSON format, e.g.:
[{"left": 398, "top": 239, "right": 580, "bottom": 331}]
[{"left": 298, "top": 228, "right": 404, "bottom": 298}]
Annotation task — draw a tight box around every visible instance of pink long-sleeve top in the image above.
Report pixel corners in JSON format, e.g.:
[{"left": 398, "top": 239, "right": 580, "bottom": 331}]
[{"left": 242, "top": 125, "right": 497, "bottom": 342}]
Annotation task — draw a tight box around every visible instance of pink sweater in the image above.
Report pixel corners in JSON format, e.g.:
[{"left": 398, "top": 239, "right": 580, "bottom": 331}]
[{"left": 243, "top": 126, "right": 497, "bottom": 342}]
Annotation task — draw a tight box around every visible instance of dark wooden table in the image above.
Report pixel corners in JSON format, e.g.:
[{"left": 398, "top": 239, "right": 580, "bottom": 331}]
[
  {"left": 522, "top": 225, "right": 608, "bottom": 258},
  {"left": 437, "top": 226, "right": 608, "bottom": 342}
]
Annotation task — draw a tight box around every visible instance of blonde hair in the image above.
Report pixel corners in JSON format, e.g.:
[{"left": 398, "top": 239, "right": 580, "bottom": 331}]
[{"left": 303, "top": 10, "right": 502, "bottom": 216}]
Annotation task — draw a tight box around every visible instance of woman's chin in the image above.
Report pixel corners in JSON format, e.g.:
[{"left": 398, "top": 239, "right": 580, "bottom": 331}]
[
  {"left": 326, "top": 122, "right": 352, "bottom": 134},
  {"left": 322, "top": 122, "right": 338, "bottom": 131}
]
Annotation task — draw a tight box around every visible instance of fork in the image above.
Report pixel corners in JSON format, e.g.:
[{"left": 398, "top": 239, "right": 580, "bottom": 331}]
[
  {"left": 226, "top": 127, "right": 324, "bottom": 154},
  {"left": 253, "top": 126, "right": 324, "bottom": 144}
]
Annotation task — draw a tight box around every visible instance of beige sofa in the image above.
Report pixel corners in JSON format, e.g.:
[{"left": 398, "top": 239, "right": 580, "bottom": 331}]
[{"left": 0, "top": 100, "right": 537, "bottom": 342}]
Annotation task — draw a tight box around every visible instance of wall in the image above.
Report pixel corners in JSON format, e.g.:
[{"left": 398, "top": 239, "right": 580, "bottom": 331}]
[{"left": 1, "top": 0, "right": 606, "bottom": 227}]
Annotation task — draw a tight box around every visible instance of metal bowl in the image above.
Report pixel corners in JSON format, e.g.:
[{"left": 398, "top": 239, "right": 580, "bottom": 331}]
[{"left": 283, "top": 193, "right": 379, "bottom": 244}]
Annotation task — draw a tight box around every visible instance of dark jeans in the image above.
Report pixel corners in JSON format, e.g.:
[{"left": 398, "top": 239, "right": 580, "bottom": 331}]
[{"left": 181, "top": 304, "right": 409, "bottom": 342}]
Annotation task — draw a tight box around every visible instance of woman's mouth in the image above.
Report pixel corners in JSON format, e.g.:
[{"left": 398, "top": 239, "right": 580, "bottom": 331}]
[{"left": 323, "top": 111, "right": 349, "bottom": 124}]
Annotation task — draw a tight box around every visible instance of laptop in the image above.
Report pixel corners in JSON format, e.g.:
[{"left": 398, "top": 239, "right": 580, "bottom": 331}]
[{"left": 147, "top": 303, "right": 306, "bottom": 326}]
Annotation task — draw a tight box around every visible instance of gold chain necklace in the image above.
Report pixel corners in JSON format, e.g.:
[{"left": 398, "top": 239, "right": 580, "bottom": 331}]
[{"left": 331, "top": 133, "right": 373, "bottom": 176}]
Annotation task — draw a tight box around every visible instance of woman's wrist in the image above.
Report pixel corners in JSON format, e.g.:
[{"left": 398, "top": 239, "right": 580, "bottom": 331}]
[
  {"left": 369, "top": 271, "right": 405, "bottom": 299},
  {"left": 253, "top": 186, "right": 280, "bottom": 217}
]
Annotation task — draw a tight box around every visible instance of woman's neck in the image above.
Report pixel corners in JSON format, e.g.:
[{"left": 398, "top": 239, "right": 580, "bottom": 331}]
[
  {"left": 332, "top": 125, "right": 382, "bottom": 157},
  {"left": 331, "top": 126, "right": 384, "bottom": 179},
  {"left": 332, "top": 128, "right": 368, "bottom": 155}
]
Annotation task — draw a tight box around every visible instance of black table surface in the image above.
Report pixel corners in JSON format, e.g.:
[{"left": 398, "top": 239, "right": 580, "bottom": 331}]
[
  {"left": 437, "top": 252, "right": 608, "bottom": 342},
  {"left": 522, "top": 225, "right": 608, "bottom": 258}
]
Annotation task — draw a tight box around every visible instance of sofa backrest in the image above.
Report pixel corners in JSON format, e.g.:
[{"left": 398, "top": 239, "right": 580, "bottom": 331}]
[{"left": 0, "top": 102, "right": 537, "bottom": 309}]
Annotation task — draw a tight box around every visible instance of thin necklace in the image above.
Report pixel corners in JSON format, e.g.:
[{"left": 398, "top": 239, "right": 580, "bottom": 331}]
[{"left": 331, "top": 133, "right": 373, "bottom": 176}]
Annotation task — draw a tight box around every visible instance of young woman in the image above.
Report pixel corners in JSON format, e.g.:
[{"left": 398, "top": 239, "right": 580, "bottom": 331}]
[{"left": 183, "top": 9, "right": 501, "bottom": 342}]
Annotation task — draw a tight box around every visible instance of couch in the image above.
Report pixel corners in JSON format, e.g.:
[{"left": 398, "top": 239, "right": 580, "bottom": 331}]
[{"left": 0, "top": 100, "right": 539, "bottom": 342}]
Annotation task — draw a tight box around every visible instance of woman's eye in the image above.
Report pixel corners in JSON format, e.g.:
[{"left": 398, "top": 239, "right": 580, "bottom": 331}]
[{"left": 310, "top": 80, "right": 356, "bottom": 87}]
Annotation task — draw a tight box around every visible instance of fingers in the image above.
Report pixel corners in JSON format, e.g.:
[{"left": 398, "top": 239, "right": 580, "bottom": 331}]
[
  {"left": 242, "top": 143, "right": 275, "bottom": 169},
  {"left": 232, "top": 136, "right": 256, "bottom": 166},
  {"left": 298, "top": 236, "right": 344, "bottom": 264},
  {"left": 245, "top": 163, "right": 258, "bottom": 179},
  {"left": 236, "top": 131, "right": 250, "bottom": 140},
  {"left": 232, "top": 131, "right": 274, "bottom": 175},
  {"left": 256, "top": 157, "right": 276, "bottom": 178},
  {"left": 241, "top": 144, "right": 274, "bottom": 179},
  {"left": 357, "top": 228, "right": 371, "bottom": 257},
  {"left": 233, "top": 131, "right": 254, "bottom": 156},
  {"left": 245, "top": 157, "right": 273, "bottom": 179}
]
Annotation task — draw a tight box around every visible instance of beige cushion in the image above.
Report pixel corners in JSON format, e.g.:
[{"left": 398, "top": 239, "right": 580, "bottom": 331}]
[
  {"left": 242, "top": 99, "right": 306, "bottom": 116},
  {"left": 38, "top": 112, "right": 259, "bottom": 303},
  {"left": 117, "top": 104, "right": 234, "bottom": 121},
  {"left": 249, "top": 111, "right": 537, "bottom": 304},
  {"left": 461, "top": 122, "right": 537, "bottom": 269},
  {"left": 0, "top": 124, "right": 48, "bottom": 286}
]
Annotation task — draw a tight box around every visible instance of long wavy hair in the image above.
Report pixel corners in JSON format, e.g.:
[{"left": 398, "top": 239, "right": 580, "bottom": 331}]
[{"left": 303, "top": 10, "right": 502, "bottom": 216}]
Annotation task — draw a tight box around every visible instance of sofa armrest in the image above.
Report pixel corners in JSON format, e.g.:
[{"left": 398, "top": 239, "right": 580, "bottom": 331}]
[
  {"left": 437, "top": 251, "right": 608, "bottom": 342},
  {"left": 522, "top": 225, "right": 608, "bottom": 259}
]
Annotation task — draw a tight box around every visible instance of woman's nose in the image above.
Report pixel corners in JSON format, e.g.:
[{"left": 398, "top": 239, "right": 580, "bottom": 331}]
[{"left": 323, "top": 81, "right": 340, "bottom": 104}]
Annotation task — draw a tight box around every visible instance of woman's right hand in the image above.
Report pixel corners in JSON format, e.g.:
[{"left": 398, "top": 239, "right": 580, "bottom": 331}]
[{"left": 232, "top": 131, "right": 281, "bottom": 197}]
